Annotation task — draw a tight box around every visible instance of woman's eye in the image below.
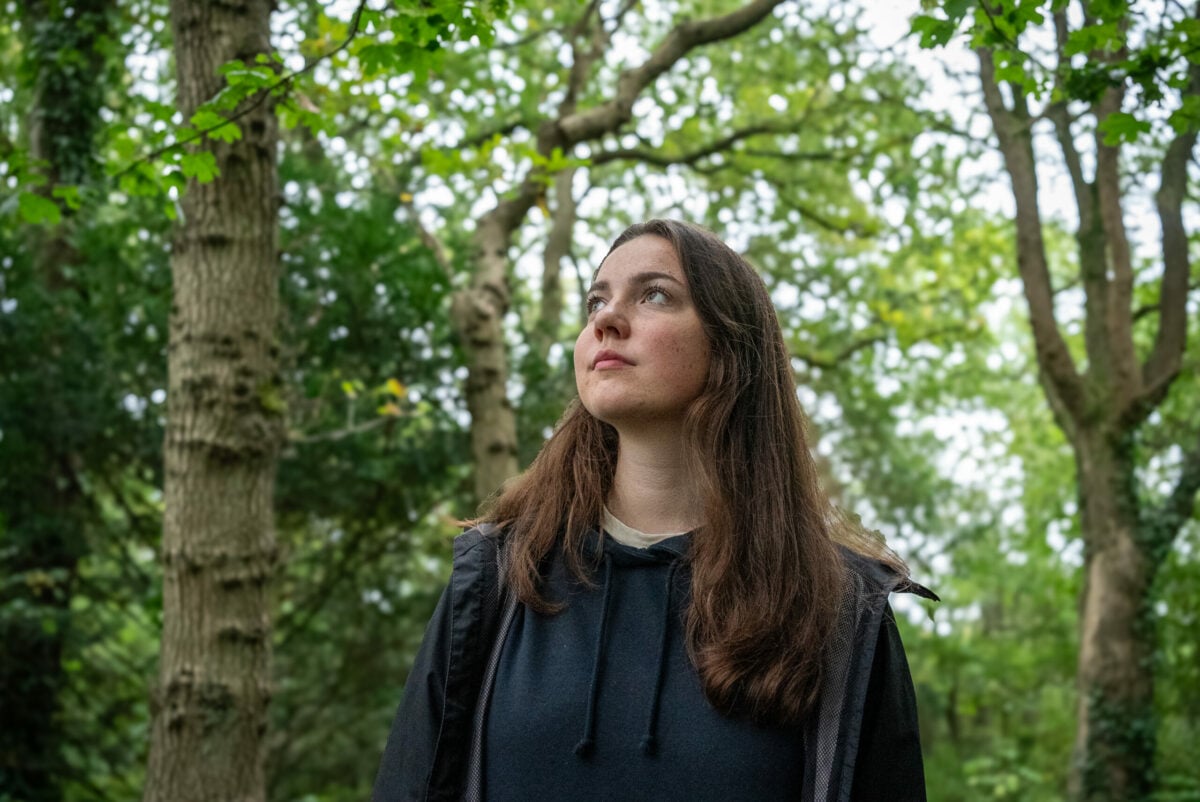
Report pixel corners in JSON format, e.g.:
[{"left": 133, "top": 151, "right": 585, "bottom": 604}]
[
  {"left": 644, "top": 286, "right": 669, "bottom": 304},
  {"left": 585, "top": 295, "right": 607, "bottom": 314}
]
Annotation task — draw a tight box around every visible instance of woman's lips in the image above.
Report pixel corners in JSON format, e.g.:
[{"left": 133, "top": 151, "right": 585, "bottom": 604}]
[{"left": 592, "top": 350, "right": 633, "bottom": 369}]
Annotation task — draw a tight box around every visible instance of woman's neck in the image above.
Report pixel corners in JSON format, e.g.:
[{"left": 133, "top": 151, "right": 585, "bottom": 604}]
[{"left": 607, "top": 432, "right": 704, "bottom": 534}]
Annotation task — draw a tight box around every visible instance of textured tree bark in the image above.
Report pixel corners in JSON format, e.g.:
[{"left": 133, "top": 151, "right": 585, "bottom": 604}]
[
  {"left": 143, "top": 2, "right": 282, "bottom": 800},
  {"left": 1069, "top": 429, "right": 1153, "bottom": 801},
  {"left": 450, "top": 0, "right": 785, "bottom": 504}
]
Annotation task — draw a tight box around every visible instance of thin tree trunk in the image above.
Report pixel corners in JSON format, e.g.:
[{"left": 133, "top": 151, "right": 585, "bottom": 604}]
[
  {"left": 533, "top": 166, "right": 578, "bottom": 362},
  {"left": 143, "top": 2, "right": 282, "bottom": 799}
]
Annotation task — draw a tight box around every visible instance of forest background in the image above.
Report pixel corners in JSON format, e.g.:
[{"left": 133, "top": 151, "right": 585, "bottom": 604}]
[{"left": 1, "top": 0, "right": 1198, "bottom": 800}]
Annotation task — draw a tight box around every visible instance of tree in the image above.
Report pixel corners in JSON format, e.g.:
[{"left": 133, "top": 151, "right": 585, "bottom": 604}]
[
  {"left": 142, "top": 1, "right": 283, "bottom": 798},
  {"left": 915, "top": 1, "right": 1200, "bottom": 798},
  {"left": 0, "top": 1, "right": 120, "bottom": 798}
]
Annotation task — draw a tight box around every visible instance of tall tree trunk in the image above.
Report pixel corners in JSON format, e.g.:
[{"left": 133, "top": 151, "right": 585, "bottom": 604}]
[
  {"left": 143, "top": 2, "right": 282, "bottom": 800},
  {"left": 1070, "top": 428, "right": 1154, "bottom": 800},
  {"left": 1, "top": 2, "right": 110, "bottom": 799}
]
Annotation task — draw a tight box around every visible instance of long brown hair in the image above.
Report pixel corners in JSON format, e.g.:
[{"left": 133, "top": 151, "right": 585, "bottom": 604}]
[{"left": 479, "top": 219, "right": 903, "bottom": 725}]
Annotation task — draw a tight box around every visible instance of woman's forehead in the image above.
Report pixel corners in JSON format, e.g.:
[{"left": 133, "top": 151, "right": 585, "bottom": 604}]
[{"left": 595, "top": 235, "right": 682, "bottom": 281}]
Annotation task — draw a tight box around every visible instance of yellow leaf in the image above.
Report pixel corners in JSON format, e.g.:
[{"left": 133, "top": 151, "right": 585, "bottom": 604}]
[
  {"left": 399, "top": 192, "right": 413, "bottom": 203},
  {"left": 341, "top": 380, "right": 357, "bottom": 399},
  {"left": 536, "top": 193, "right": 550, "bottom": 217},
  {"left": 386, "top": 378, "right": 406, "bottom": 398}
]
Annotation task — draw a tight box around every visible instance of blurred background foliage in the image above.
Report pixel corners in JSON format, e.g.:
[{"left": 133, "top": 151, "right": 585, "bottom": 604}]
[{"left": 0, "top": 0, "right": 1197, "bottom": 800}]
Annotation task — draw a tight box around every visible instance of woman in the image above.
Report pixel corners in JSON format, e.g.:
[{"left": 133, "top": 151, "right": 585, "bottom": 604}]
[{"left": 373, "top": 220, "right": 932, "bottom": 801}]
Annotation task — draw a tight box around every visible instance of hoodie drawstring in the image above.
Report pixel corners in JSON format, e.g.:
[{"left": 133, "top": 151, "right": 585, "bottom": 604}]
[
  {"left": 640, "top": 561, "right": 676, "bottom": 756},
  {"left": 575, "top": 553, "right": 614, "bottom": 757}
]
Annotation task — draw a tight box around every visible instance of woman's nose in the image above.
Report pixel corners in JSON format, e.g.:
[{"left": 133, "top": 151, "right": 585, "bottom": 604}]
[{"left": 592, "top": 301, "right": 629, "bottom": 339}]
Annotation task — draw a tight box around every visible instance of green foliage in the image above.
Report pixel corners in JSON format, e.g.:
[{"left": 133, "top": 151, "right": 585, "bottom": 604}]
[
  {"left": 915, "top": 0, "right": 1200, "bottom": 142},
  {"left": 2, "top": 0, "right": 1197, "bottom": 799}
]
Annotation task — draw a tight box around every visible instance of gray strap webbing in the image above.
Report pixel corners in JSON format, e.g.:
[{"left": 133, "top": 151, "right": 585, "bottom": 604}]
[{"left": 462, "top": 542, "right": 517, "bottom": 802}]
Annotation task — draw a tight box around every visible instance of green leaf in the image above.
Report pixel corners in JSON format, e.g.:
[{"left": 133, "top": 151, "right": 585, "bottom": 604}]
[
  {"left": 911, "top": 14, "right": 959, "bottom": 48},
  {"left": 209, "top": 121, "right": 243, "bottom": 144},
  {"left": 1097, "top": 111, "right": 1150, "bottom": 145},
  {"left": 1168, "top": 95, "right": 1200, "bottom": 134},
  {"left": 190, "top": 107, "right": 227, "bottom": 132},
  {"left": 18, "top": 192, "right": 61, "bottom": 225},
  {"left": 52, "top": 184, "right": 82, "bottom": 211},
  {"left": 180, "top": 151, "right": 220, "bottom": 182}
]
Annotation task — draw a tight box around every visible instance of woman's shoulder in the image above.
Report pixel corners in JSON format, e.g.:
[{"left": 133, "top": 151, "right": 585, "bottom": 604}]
[
  {"left": 449, "top": 523, "right": 508, "bottom": 597},
  {"left": 454, "top": 522, "right": 504, "bottom": 558},
  {"left": 835, "top": 544, "right": 938, "bottom": 602}
]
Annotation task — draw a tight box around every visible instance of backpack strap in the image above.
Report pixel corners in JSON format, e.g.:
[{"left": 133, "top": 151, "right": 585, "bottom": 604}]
[{"left": 462, "top": 526, "right": 517, "bottom": 802}]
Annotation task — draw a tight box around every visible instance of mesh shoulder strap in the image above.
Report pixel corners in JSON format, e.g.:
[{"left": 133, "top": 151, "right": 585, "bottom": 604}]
[{"left": 462, "top": 538, "right": 518, "bottom": 802}]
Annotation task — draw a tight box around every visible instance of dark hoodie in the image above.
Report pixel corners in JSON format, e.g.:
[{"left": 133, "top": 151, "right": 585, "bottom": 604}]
[
  {"left": 484, "top": 532, "right": 807, "bottom": 800},
  {"left": 372, "top": 528, "right": 928, "bottom": 801}
]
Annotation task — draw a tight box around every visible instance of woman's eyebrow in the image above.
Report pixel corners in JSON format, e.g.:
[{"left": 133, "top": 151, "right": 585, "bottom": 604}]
[{"left": 587, "top": 271, "right": 684, "bottom": 295}]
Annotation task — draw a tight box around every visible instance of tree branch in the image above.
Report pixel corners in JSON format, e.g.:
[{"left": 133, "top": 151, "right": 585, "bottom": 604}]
[
  {"left": 590, "top": 120, "right": 793, "bottom": 167},
  {"left": 1095, "top": 97, "right": 1140, "bottom": 406},
  {"left": 978, "top": 46, "right": 1085, "bottom": 435},
  {"left": 287, "top": 414, "right": 394, "bottom": 446},
  {"left": 1049, "top": 12, "right": 1093, "bottom": 224},
  {"left": 1138, "top": 61, "right": 1200, "bottom": 415},
  {"left": 556, "top": 0, "right": 786, "bottom": 146},
  {"left": 534, "top": 166, "right": 578, "bottom": 360},
  {"left": 408, "top": 208, "right": 455, "bottom": 283},
  {"left": 792, "top": 325, "right": 967, "bottom": 371},
  {"left": 454, "top": 117, "right": 530, "bottom": 151},
  {"left": 1133, "top": 279, "right": 1200, "bottom": 322},
  {"left": 1144, "top": 428, "right": 1200, "bottom": 558},
  {"left": 792, "top": 335, "right": 885, "bottom": 370},
  {"left": 112, "top": 0, "right": 369, "bottom": 180}
]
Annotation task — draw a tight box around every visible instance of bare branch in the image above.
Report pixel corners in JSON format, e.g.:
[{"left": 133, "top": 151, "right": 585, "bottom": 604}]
[
  {"left": 1132, "top": 279, "right": 1200, "bottom": 322},
  {"left": 792, "top": 325, "right": 967, "bottom": 371},
  {"left": 563, "top": 0, "right": 604, "bottom": 110},
  {"left": 792, "top": 336, "right": 885, "bottom": 370},
  {"left": 454, "top": 117, "right": 530, "bottom": 151},
  {"left": 400, "top": 200, "right": 455, "bottom": 283},
  {"left": 590, "top": 121, "right": 793, "bottom": 167},
  {"left": 494, "top": 24, "right": 563, "bottom": 51},
  {"left": 1138, "top": 61, "right": 1200, "bottom": 414},
  {"left": 556, "top": 0, "right": 786, "bottom": 145},
  {"left": 287, "top": 415, "right": 394, "bottom": 445}
]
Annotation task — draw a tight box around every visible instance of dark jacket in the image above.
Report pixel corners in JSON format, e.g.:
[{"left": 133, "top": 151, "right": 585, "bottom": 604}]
[{"left": 372, "top": 527, "right": 931, "bottom": 802}]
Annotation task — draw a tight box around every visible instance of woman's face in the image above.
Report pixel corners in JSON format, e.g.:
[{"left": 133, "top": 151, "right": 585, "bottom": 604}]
[{"left": 573, "top": 235, "right": 711, "bottom": 431}]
